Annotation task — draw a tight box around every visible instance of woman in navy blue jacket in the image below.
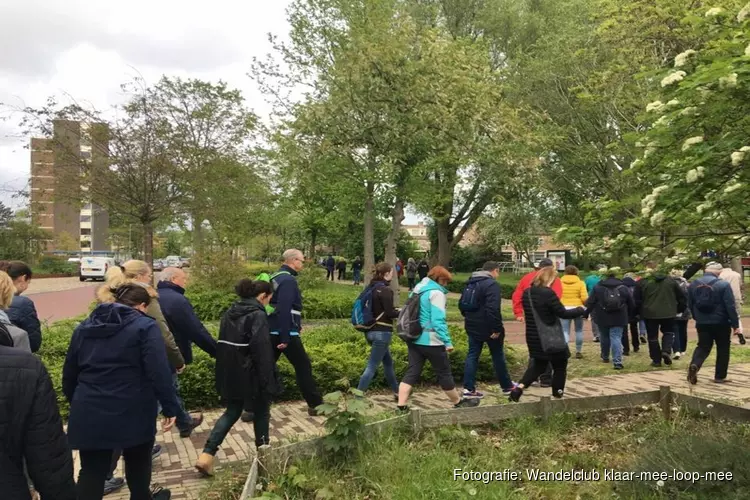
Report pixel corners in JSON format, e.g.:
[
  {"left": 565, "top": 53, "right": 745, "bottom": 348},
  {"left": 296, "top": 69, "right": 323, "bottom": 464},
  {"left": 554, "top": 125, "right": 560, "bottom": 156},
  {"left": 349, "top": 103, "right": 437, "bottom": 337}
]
[
  {"left": 0, "top": 261, "right": 42, "bottom": 352},
  {"left": 63, "top": 284, "right": 180, "bottom": 500}
]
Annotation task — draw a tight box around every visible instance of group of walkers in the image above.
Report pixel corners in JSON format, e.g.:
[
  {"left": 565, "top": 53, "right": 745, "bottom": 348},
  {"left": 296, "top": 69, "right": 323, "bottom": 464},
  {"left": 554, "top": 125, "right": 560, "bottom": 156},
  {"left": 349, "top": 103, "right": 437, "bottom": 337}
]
[{"left": 0, "top": 251, "right": 745, "bottom": 499}]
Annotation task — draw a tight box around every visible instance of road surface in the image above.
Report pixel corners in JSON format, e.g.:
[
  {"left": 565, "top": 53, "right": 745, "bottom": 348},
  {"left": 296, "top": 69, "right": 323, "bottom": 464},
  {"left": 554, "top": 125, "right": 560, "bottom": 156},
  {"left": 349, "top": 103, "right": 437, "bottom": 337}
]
[{"left": 26, "top": 278, "right": 99, "bottom": 324}]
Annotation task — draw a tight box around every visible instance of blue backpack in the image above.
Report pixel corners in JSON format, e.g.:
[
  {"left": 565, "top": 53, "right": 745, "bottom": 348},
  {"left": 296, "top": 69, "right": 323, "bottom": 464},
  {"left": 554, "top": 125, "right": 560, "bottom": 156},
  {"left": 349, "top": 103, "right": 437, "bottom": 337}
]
[
  {"left": 351, "top": 282, "right": 386, "bottom": 332},
  {"left": 458, "top": 280, "right": 482, "bottom": 313}
]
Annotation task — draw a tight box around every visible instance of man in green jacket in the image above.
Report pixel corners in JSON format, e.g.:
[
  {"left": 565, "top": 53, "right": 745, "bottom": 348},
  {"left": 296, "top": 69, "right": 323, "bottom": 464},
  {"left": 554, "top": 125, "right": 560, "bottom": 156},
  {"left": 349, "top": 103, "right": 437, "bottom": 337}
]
[{"left": 584, "top": 270, "right": 604, "bottom": 342}]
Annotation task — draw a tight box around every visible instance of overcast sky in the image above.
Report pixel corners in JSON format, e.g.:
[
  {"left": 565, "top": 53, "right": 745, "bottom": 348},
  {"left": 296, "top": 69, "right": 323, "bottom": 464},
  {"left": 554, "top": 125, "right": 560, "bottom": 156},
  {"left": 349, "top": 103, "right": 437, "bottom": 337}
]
[{"left": 0, "top": 0, "right": 292, "bottom": 209}]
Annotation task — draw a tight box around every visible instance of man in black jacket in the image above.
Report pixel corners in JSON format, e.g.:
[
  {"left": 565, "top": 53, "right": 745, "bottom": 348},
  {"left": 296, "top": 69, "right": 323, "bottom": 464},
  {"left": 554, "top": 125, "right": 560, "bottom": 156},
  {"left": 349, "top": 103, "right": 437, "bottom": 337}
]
[
  {"left": 460, "top": 262, "right": 515, "bottom": 398},
  {"left": 0, "top": 325, "right": 76, "bottom": 500}
]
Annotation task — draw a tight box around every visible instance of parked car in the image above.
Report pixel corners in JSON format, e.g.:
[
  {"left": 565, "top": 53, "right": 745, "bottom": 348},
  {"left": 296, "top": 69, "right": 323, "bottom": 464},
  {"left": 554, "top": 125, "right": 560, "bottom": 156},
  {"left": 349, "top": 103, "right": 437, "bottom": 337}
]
[
  {"left": 152, "top": 259, "right": 165, "bottom": 272},
  {"left": 67, "top": 257, "right": 81, "bottom": 264},
  {"left": 79, "top": 257, "right": 117, "bottom": 282},
  {"left": 180, "top": 257, "right": 191, "bottom": 268},
  {"left": 165, "top": 255, "right": 183, "bottom": 268}
]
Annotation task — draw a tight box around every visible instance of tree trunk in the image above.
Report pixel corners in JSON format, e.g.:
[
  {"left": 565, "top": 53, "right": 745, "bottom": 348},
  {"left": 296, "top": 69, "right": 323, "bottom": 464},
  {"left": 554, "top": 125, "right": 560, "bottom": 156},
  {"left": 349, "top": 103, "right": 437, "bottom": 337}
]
[
  {"left": 384, "top": 196, "right": 405, "bottom": 306},
  {"left": 310, "top": 228, "right": 318, "bottom": 261},
  {"left": 363, "top": 183, "right": 375, "bottom": 286},
  {"left": 192, "top": 214, "right": 204, "bottom": 253},
  {"left": 142, "top": 220, "right": 154, "bottom": 281},
  {"left": 436, "top": 217, "right": 452, "bottom": 267}
]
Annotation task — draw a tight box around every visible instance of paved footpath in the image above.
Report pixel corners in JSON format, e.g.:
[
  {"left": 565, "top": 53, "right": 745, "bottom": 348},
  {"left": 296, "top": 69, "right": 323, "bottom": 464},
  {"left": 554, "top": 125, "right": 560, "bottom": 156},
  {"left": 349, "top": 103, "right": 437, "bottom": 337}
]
[{"left": 96, "top": 363, "right": 750, "bottom": 499}]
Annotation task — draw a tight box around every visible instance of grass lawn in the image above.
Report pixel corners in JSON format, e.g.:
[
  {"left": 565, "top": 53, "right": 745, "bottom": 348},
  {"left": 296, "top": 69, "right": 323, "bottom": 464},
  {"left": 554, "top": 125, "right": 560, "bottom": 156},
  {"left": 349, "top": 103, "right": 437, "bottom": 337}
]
[{"left": 257, "top": 408, "right": 750, "bottom": 499}]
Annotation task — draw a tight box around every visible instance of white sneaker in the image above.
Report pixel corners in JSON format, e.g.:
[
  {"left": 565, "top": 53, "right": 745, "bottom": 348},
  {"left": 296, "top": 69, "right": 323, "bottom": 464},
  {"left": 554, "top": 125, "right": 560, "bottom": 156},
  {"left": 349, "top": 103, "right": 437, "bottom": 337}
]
[{"left": 673, "top": 352, "right": 681, "bottom": 360}]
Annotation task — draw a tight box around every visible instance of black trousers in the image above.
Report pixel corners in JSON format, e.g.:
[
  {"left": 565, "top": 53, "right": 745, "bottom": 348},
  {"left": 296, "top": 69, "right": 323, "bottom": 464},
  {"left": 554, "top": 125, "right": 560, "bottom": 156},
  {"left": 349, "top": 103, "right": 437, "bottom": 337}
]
[
  {"left": 407, "top": 277, "right": 416, "bottom": 290},
  {"left": 520, "top": 357, "right": 568, "bottom": 397},
  {"left": 338, "top": 269, "right": 345, "bottom": 280},
  {"left": 690, "top": 324, "right": 731, "bottom": 380},
  {"left": 623, "top": 322, "right": 640, "bottom": 354},
  {"left": 645, "top": 318, "right": 675, "bottom": 364},
  {"left": 326, "top": 269, "right": 334, "bottom": 281},
  {"left": 402, "top": 343, "right": 455, "bottom": 390},
  {"left": 273, "top": 336, "right": 323, "bottom": 408},
  {"left": 675, "top": 321, "right": 689, "bottom": 354},
  {"left": 77, "top": 440, "right": 153, "bottom": 500}
]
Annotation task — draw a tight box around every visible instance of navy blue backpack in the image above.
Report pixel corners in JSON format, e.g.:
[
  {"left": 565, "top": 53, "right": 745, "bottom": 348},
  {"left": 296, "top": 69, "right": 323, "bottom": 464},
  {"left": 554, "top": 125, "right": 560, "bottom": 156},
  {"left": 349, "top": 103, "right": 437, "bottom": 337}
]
[{"left": 351, "top": 282, "right": 386, "bottom": 332}]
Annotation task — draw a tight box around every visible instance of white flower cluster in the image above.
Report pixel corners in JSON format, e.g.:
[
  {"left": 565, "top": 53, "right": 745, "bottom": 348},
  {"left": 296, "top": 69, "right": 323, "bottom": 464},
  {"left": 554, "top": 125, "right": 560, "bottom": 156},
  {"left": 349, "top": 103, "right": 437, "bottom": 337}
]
[
  {"left": 630, "top": 159, "right": 643, "bottom": 169},
  {"left": 725, "top": 181, "right": 743, "bottom": 194},
  {"left": 674, "top": 50, "right": 696, "bottom": 67},
  {"left": 661, "top": 71, "right": 686, "bottom": 87},
  {"left": 641, "top": 185, "right": 669, "bottom": 217},
  {"left": 686, "top": 166, "right": 706, "bottom": 183},
  {"left": 650, "top": 211, "right": 666, "bottom": 227},
  {"left": 682, "top": 136, "right": 704, "bottom": 151},
  {"left": 719, "top": 73, "right": 738, "bottom": 88},
  {"left": 664, "top": 256, "right": 680, "bottom": 266},
  {"left": 667, "top": 99, "right": 680, "bottom": 107},
  {"left": 696, "top": 201, "right": 713, "bottom": 214},
  {"left": 646, "top": 101, "right": 664, "bottom": 112},
  {"left": 739, "top": 2, "right": 750, "bottom": 22},
  {"left": 706, "top": 7, "right": 725, "bottom": 16},
  {"left": 680, "top": 107, "right": 698, "bottom": 116},
  {"left": 730, "top": 147, "right": 750, "bottom": 166},
  {"left": 746, "top": 44, "right": 750, "bottom": 56},
  {"left": 653, "top": 116, "right": 669, "bottom": 128}
]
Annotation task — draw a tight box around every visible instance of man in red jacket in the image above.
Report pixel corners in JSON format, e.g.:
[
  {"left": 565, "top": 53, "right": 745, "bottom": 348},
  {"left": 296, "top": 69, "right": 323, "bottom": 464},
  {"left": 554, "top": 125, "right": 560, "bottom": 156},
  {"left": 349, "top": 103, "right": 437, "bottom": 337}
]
[{"left": 512, "top": 258, "right": 563, "bottom": 387}]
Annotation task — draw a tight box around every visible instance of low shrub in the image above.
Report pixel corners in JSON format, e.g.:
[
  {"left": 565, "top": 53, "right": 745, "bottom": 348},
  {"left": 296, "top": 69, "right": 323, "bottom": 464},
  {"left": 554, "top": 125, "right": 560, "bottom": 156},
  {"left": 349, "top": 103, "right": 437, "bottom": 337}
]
[
  {"left": 190, "top": 251, "right": 249, "bottom": 292},
  {"left": 39, "top": 320, "right": 521, "bottom": 418},
  {"left": 33, "top": 257, "right": 78, "bottom": 276},
  {"left": 400, "top": 276, "right": 516, "bottom": 299}
]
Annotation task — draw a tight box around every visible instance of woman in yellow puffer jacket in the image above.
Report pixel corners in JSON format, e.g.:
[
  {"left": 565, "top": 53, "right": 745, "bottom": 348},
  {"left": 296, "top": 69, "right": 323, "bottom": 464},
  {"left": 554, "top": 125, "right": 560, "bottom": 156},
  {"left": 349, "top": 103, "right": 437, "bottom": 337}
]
[{"left": 560, "top": 265, "right": 588, "bottom": 359}]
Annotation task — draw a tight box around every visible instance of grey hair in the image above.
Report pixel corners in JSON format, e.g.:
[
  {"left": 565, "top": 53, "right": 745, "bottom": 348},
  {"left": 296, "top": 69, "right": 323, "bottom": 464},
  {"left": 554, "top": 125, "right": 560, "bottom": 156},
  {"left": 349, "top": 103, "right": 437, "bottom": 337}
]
[
  {"left": 282, "top": 249, "right": 303, "bottom": 263},
  {"left": 159, "top": 267, "right": 183, "bottom": 282}
]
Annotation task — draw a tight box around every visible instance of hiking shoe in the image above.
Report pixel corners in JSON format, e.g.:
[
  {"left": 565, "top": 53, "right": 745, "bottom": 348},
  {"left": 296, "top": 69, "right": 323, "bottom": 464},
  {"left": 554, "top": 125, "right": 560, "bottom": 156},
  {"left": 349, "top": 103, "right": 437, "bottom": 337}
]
[
  {"left": 623, "top": 352, "right": 630, "bottom": 357},
  {"left": 396, "top": 405, "right": 410, "bottom": 414},
  {"left": 602, "top": 358, "right": 610, "bottom": 363},
  {"left": 241, "top": 411, "right": 254, "bottom": 422},
  {"left": 633, "top": 348, "right": 640, "bottom": 353},
  {"left": 673, "top": 352, "right": 681, "bottom": 360},
  {"left": 650, "top": 362, "right": 662, "bottom": 368},
  {"left": 661, "top": 353, "right": 673, "bottom": 366},
  {"left": 737, "top": 333, "right": 747, "bottom": 345},
  {"left": 462, "top": 389, "right": 484, "bottom": 399},
  {"left": 553, "top": 389, "right": 564, "bottom": 399},
  {"left": 393, "top": 393, "right": 399, "bottom": 403},
  {"left": 151, "top": 485, "right": 171, "bottom": 500},
  {"left": 508, "top": 387, "right": 523, "bottom": 403},
  {"left": 454, "top": 398, "right": 480, "bottom": 409},
  {"left": 151, "top": 444, "right": 162, "bottom": 461},
  {"left": 539, "top": 381, "right": 552, "bottom": 388},
  {"left": 614, "top": 364, "right": 624, "bottom": 370},
  {"left": 593, "top": 337, "right": 600, "bottom": 343},
  {"left": 639, "top": 335, "right": 647, "bottom": 344},
  {"left": 179, "top": 414, "right": 204, "bottom": 438},
  {"left": 501, "top": 382, "right": 518, "bottom": 394},
  {"left": 103, "top": 477, "right": 125, "bottom": 495},
  {"left": 307, "top": 406, "right": 320, "bottom": 417},
  {"left": 575, "top": 352, "right": 583, "bottom": 359},
  {"left": 687, "top": 364, "right": 698, "bottom": 385},
  {"left": 712, "top": 378, "right": 731, "bottom": 384}
]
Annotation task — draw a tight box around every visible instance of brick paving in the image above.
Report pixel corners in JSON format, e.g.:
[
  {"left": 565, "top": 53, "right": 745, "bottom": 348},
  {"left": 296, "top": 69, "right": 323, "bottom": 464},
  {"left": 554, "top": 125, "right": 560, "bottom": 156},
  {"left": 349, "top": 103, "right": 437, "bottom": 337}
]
[{"left": 90, "top": 362, "right": 750, "bottom": 499}]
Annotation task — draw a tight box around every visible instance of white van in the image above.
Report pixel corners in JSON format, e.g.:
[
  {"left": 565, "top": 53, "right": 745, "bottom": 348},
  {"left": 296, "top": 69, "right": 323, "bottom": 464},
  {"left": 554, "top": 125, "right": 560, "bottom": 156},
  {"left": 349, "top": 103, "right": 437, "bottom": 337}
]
[
  {"left": 79, "top": 257, "right": 117, "bottom": 282},
  {"left": 165, "top": 255, "right": 183, "bottom": 268}
]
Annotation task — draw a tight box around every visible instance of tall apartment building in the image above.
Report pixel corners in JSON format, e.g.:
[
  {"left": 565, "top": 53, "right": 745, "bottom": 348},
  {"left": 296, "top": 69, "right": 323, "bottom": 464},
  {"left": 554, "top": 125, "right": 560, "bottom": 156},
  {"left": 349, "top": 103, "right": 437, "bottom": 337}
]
[{"left": 30, "top": 120, "right": 110, "bottom": 253}]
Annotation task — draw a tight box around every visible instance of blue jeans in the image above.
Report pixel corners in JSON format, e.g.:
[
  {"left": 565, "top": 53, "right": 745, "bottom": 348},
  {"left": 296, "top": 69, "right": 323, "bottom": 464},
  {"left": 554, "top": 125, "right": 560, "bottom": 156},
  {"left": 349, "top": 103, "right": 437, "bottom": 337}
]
[
  {"left": 357, "top": 330, "right": 399, "bottom": 393},
  {"left": 639, "top": 320, "right": 647, "bottom": 335},
  {"left": 353, "top": 269, "right": 361, "bottom": 284},
  {"left": 462, "top": 335, "right": 514, "bottom": 391},
  {"left": 600, "top": 326, "right": 624, "bottom": 365},
  {"left": 560, "top": 317, "right": 584, "bottom": 353},
  {"left": 173, "top": 373, "right": 193, "bottom": 431}
]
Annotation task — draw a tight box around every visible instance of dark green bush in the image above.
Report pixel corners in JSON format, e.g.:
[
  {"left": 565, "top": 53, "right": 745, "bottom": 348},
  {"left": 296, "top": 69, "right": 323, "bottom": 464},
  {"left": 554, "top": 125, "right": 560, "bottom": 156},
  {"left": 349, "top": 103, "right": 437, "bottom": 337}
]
[
  {"left": 34, "top": 257, "right": 78, "bottom": 276},
  {"left": 39, "top": 320, "right": 522, "bottom": 418},
  {"left": 400, "top": 276, "right": 516, "bottom": 299}
]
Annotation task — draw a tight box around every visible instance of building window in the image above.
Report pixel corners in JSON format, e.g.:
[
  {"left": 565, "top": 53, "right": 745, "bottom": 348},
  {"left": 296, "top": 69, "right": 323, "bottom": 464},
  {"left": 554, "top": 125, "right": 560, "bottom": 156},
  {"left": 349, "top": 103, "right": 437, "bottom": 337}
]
[
  {"left": 80, "top": 240, "right": 91, "bottom": 249},
  {"left": 532, "top": 252, "right": 546, "bottom": 263},
  {"left": 80, "top": 215, "right": 91, "bottom": 223},
  {"left": 537, "top": 237, "right": 545, "bottom": 247},
  {"left": 80, "top": 228, "right": 91, "bottom": 236}
]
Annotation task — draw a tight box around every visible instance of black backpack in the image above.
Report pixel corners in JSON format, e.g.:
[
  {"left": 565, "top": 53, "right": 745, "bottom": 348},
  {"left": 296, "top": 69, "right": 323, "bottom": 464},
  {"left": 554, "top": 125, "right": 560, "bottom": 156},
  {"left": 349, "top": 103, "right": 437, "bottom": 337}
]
[
  {"left": 601, "top": 286, "right": 625, "bottom": 312},
  {"left": 693, "top": 279, "right": 717, "bottom": 313},
  {"left": 458, "top": 281, "right": 481, "bottom": 313},
  {"left": 396, "top": 291, "right": 426, "bottom": 342}
]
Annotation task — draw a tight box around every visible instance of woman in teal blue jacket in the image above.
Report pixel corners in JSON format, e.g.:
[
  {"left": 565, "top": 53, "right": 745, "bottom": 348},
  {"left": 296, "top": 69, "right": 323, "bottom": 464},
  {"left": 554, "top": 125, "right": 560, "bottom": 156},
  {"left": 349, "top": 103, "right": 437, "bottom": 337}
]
[{"left": 396, "top": 266, "right": 480, "bottom": 412}]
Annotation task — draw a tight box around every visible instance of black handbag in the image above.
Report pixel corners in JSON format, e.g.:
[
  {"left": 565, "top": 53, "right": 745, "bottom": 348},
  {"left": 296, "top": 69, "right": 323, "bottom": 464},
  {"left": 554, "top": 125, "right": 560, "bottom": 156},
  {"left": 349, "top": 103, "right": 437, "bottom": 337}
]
[{"left": 526, "top": 288, "right": 568, "bottom": 355}]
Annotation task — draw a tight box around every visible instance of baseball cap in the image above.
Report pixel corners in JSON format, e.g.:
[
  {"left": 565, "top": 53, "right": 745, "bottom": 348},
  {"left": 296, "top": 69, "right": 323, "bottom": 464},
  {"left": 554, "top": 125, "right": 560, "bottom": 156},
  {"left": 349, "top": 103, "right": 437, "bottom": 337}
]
[{"left": 538, "top": 258, "right": 554, "bottom": 268}]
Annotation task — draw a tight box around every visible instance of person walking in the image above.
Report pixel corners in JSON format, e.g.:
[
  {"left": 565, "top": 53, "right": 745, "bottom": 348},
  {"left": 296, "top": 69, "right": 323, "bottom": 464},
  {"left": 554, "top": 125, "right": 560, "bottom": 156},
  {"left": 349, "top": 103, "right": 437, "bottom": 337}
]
[
  {"left": 560, "top": 265, "right": 588, "bottom": 359},
  {"left": 64, "top": 284, "right": 179, "bottom": 500},
  {"left": 584, "top": 270, "right": 603, "bottom": 342},
  {"left": 585, "top": 270, "right": 634, "bottom": 370},
  {"left": 0, "top": 261, "right": 41, "bottom": 352},
  {"left": 356, "top": 263, "right": 401, "bottom": 398},
  {"left": 687, "top": 262, "right": 741, "bottom": 384},
  {"left": 460, "top": 262, "right": 516, "bottom": 398},
  {"left": 509, "top": 267, "right": 585, "bottom": 402},
  {"left": 269, "top": 250, "right": 324, "bottom": 415},
  {"left": 158, "top": 267, "right": 218, "bottom": 437},
  {"left": 635, "top": 263, "right": 686, "bottom": 367},
  {"left": 325, "top": 255, "right": 335, "bottom": 281},
  {"left": 512, "top": 258, "right": 562, "bottom": 387},
  {"left": 406, "top": 258, "right": 418, "bottom": 291},
  {"left": 0, "top": 271, "right": 30, "bottom": 351},
  {"left": 195, "top": 280, "right": 281, "bottom": 476},
  {"left": 622, "top": 273, "right": 641, "bottom": 354},
  {"left": 352, "top": 256, "right": 363, "bottom": 286},
  {"left": 397, "top": 266, "right": 480, "bottom": 411},
  {"left": 395, "top": 258, "right": 404, "bottom": 280},
  {"left": 0, "top": 316, "right": 76, "bottom": 500},
  {"left": 720, "top": 263, "right": 745, "bottom": 344},
  {"left": 417, "top": 258, "right": 430, "bottom": 281},
  {"left": 336, "top": 258, "right": 347, "bottom": 281},
  {"left": 671, "top": 269, "right": 692, "bottom": 360}
]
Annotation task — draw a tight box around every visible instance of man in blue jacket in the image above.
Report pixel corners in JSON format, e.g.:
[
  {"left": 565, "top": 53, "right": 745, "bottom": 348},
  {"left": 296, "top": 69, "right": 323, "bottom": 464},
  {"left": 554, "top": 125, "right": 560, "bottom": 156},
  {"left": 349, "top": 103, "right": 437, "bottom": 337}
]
[
  {"left": 158, "top": 267, "right": 218, "bottom": 437},
  {"left": 270, "top": 249, "right": 323, "bottom": 416},
  {"left": 460, "top": 262, "right": 515, "bottom": 398},
  {"left": 687, "top": 262, "right": 741, "bottom": 385}
]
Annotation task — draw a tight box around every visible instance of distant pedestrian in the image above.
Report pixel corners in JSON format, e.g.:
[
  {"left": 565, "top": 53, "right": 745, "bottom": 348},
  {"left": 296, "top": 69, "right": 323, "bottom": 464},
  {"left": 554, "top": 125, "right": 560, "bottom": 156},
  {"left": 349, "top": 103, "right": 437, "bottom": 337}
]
[
  {"left": 352, "top": 256, "right": 363, "bottom": 285},
  {"left": 720, "top": 263, "right": 745, "bottom": 344},
  {"left": 326, "top": 255, "right": 335, "bottom": 281},
  {"left": 584, "top": 270, "right": 604, "bottom": 342},
  {"left": 670, "top": 269, "right": 692, "bottom": 359},
  {"left": 406, "top": 258, "right": 418, "bottom": 290},
  {"left": 0, "top": 260, "right": 41, "bottom": 352},
  {"left": 417, "top": 258, "right": 430, "bottom": 281},
  {"left": 560, "top": 265, "right": 588, "bottom": 359},
  {"left": 395, "top": 258, "right": 404, "bottom": 280},
  {"left": 397, "top": 266, "right": 480, "bottom": 411},
  {"left": 635, "top": 263, "right": 686, "bottom": 367},
  {"left": 585, "top": 269, "right": 634, "bottom": 370},
  {"left": 622, "top": 273, "right": 641, "bottom": 354},
  {"left": 195, "top": 279, "right": 281, "bottom": 477},
  {"left": 336, "top": 258, "right": 347, "bottom": 281},
  {"left": 460, "top": 262, "right": 515, "bottom": 398},
  {"left": 509, "top": 267, "right": 585, "bottom": 402},
  {"left": 687, "top": 262, "right": 741, "bottom": 384}
]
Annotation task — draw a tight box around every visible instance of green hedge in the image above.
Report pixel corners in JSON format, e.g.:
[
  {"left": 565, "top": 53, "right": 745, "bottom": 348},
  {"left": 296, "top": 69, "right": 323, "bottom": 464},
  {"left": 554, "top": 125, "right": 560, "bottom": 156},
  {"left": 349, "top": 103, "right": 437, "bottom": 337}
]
[
  {"left": 39, "top": 320, "right": 523, "bottom": 418},
  {"left": 400, "top": 276, "right": 516, "bottom": 299}
]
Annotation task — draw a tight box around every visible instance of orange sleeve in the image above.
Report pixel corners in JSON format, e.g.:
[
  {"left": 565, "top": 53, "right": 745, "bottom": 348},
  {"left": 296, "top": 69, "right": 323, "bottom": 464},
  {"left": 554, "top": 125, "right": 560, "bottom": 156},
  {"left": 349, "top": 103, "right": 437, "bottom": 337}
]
[{"left": 512, "top": 272, "right": 533, "bottom": 318}]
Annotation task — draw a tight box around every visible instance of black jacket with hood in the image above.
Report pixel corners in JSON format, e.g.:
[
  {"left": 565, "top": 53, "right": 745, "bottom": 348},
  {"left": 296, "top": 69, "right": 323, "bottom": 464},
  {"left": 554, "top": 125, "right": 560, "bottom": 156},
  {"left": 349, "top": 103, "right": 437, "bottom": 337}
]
[
  {"left": 0, "top": 326, "right": 76, "bottom": 500},
  {"left": 216, "top": 298, "right": 282, "bottom": 407},
  {"left": 460, "top": 271, "right": 505, "bottom": 341},
  {"left": 586, "top": 277, "right": 635, "bottom": 328},
  {"left": 635, "top": 272, "right": 686, "bottom": 320}
]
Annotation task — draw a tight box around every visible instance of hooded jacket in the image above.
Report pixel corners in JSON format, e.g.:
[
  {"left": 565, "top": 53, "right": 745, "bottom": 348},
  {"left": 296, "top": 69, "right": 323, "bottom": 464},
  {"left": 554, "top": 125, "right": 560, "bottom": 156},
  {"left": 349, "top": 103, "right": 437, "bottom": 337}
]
[
  {"left": 216, "top": 298, "right": 282, "bottom": 406},
  {"left": 560, "top": 274, "right": 588, "bottom": 307},
  {"left": 406, "top": 259, "right": 418, "bottom": 278},
  {"left": 635, "top": 272, "right": 686, "bottom": 320},
  {"left": 585, "top": 277, "right": 635, "bottom": 328},
  {"left": 417, "top": 260, "right": 430, "bottom": 280},
  {"left": 412, "top": 277, "right": 452, "bottom": 347},
  {"left": 689, "top": 274, "right": 740, "bottom": 328},
  {"left": 512, "top": 269, "right": 563, "bottom": 319},
  {"left": 0, "top": 309, "right": 30, "bottom": 352},
  {"left": 584, "top": 274, "right": 602, "bottom": 294},
  {"left": 0, "top": 325, "right": 76, "bottom": 500},
  {"left": 268, "top": 265, "right": 304, "bottom": 344},
  {"left": 522, "top": 286, "right": 583, "bottom": 360},
  {"left": 157, "top": 281, "right": 217, "bottom": 364},
  {"left": 461, "top": 271, "right": 504, "bottom": 340},
  {"left": 62, "top": 303, "right": 181, "bottom": 451},
  {"left": 7, "top": 294, "right": 42, "bottom": 352}
]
